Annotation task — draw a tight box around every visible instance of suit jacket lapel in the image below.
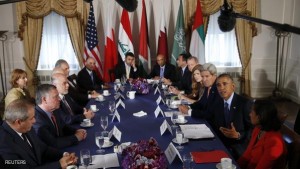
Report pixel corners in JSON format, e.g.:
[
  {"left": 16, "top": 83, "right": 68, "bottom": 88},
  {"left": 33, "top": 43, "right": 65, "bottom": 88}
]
[
  {"left": 230, "top": 93, "right": 238, "bottom": 123},
  {"left": 2, "top": 122, "right": 38, "bottom": 164},
  {"left": 36, "top": 106, "right": 60, "bottom": 136}
]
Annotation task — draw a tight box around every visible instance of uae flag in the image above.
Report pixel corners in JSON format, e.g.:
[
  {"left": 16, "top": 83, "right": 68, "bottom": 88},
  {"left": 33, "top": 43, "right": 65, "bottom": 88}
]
[
  {"left": 118, "top": 9, "right": 134, "bottom": 61},
  {"left": 157, "top": 9, "right": 169, "bottom": 63},
  {"left": 84, "top": 1, "right": 103, "bottom": 78},
  {"left": 189, "top": 0, "right": 205, "bottom": 64},
  {"left": 139, "top": 0, "right": 151, "bottom": 73},
  {"left": 171, "top": 0, "right": 186, "bottom": 65},
  {"left": 103, "top": 1, "right": 118, "bottom": 82}
]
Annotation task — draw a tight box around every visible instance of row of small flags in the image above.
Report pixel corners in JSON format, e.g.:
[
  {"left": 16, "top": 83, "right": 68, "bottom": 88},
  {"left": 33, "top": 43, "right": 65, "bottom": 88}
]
[{"left": 84, "top": 0, "right": 205, "bottom": 82}]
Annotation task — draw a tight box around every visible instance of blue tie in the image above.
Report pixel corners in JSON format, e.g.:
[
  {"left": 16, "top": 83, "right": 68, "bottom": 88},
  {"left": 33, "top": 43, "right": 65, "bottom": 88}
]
[
  {"left": 224, "top": 102, "right": 230, "bottom": 127},
  {"left": 160, "top": 67, "right": 164, "bottom": 78},
  {"left": 90, "top": 72, "right": 94, "bottom": 84}
]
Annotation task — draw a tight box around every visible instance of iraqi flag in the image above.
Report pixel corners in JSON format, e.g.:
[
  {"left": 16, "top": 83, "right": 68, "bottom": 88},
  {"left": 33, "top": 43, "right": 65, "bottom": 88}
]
[
  {"left": 103, "top": 1, "right": 118, "bottom": 82},
  {"left": 157, "top": 9, "right": 169, "bottom": 63},
  {"left": 139, "top": 0, "right": 151, "bottom": 73},
  {"left": 189, "top": 0, "right": 205, "bottom": 64},
  {"left": 118, "top": 9, "right": 134, "bottom": 61}
]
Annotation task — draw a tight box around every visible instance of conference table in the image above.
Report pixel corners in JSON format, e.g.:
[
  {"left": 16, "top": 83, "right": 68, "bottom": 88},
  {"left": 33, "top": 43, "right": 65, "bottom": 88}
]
[{"left": 63, "top": 84, "right": 239, "bottom": 169}]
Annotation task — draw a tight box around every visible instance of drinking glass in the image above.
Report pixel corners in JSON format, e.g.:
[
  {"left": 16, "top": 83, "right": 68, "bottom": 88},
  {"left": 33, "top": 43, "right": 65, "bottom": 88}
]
[
  {"left": 171, "top": 111, "right": 178, "bottom": 128},
  {"left": 176, "top": 128, "right": 184, "bottom": 150},
  {"left": 101, "top": 116, "right": 108, "bottom": 131},
  {"left": 166, "top": 98, "right": 171, "bottom": 110},
  {"left": 108, "top": 101, "right": 116, "bottom": 116},
  {"left": 80, "top": 149, "right": 91, "bottom": 169},
  {"left": 114, "top": 83, "right": 119, "bottom": 93},
  {"left": 95, "top": 132, "right": 105, "bottom": 154},
  {"left": 183, "top": 153, "right": 193, "bottom": 169}
]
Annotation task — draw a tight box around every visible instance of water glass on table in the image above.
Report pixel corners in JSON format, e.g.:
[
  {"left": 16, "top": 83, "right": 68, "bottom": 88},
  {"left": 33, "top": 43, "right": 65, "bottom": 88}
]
[
  {"left": 95, "top": 132, "right": 105, "bottom": 154},
  {"left": 171, "top": 111, "right": 178, "bottom": 128},
  {"left": 176, "top": 128, "right": 184, "bottom": 150},
  {"left": 101, "top": 116, "right": 108, "bottom": 131},
  {"left": 108, "top": 101, "right": 116, "bottom": 116},
  {"left": 166, "top": 97, "right": 172, "bottom": 110},
  {"left": 80, "top": 149, "right": 91, "bottom": 169}
]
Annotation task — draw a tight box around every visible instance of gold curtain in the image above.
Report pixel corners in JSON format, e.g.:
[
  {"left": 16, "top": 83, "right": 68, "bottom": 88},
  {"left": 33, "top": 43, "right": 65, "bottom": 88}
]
[
  {"left": 17, "top": 0, "right": 87, "bottom": 95},
  {"left": 185, "top": 0, "right": 257, "bottom": 96}
]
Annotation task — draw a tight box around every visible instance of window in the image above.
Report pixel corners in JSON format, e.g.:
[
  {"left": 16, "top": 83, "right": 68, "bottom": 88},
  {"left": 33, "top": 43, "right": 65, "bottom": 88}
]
[
  {"left": 37, "top": 12, "right": 79, "bottom": 70},
  {"left": 205, "top": 11, "right": 241, "bottom": 67}
]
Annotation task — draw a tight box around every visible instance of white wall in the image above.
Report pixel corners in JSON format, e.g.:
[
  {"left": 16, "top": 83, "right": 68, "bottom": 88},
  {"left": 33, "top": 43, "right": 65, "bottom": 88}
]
[
  {"left": 251, "top": 0, "right": 300, "bottom": 103},
  {"left": 0, "top": 0, "right": 300, "bottom": 102},
  {"left": 0, "top": 3, "right": 24, "bottom": 98}
]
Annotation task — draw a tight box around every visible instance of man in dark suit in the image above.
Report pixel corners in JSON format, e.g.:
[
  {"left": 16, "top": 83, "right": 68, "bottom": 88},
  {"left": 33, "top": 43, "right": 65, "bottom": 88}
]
[
  {"left": 210, "top": 73, "right": 253, "bottom": 158},
  {"left": 52, "top": 73, "right": 94, "bottom": 124},
  {"left": 179, "top": 63, "right": 220, "bottom": 118},
  {"left": 164, "top": 53, "right": 192, "bottom": 94},
  {"left": 115, "top": 52, "right": 139, "bottom": 80},
  {"left": 149, "top": 54, "right": 177, "bottom": 82},
  {"left": 77, "top": 57, "right": 103, "bottom": 93},
  {"left": 0, "top": 99, "right": 77, "bottom": 169},
  {"left": 33, "top": 84, "right": 87, "bottom": 149},
  {"left": 54, "top": 59, "right": 100, "bottom": 107}
]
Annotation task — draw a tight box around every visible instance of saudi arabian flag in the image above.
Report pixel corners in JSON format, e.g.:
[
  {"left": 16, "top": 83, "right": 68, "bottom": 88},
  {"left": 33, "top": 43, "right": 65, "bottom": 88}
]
[
  {"left": 171, "top": 0, "right": 186, "bottom": 65},
  {"left": 189, "top": 0, "right": 205, "bottom": 64}
]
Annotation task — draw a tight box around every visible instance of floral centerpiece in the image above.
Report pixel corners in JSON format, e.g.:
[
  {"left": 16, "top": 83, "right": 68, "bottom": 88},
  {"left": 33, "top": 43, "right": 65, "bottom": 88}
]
[
  {"left": 121, "top": 138, "right": 167, "bottom": 169},
  {"left": 131, "top": 78, "right": 149, "bottom": 94}
]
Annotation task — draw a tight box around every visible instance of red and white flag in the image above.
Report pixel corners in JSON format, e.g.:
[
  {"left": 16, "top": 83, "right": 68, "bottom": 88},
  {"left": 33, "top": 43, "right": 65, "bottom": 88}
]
[
  {"left": 157, "top": 9, "right": 169, "bottom": 62},
  {"left": 83, "top": 2, "right": 103, "bottom": 78},
  {"left": 138, "top": 0, "right": 151, "bottom": 73},
  {"left": 118, "top": 9, "right": 134, "bottom": 61},
  {"left": 189, "top": 0, "right": 206, "bottom": 64},
  {"left": 103, "top": 1, "right": 118, "bottom": 82}
]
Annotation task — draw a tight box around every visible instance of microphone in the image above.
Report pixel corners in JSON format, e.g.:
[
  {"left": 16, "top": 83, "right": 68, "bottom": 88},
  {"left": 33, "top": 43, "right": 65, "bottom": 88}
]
[
  {"left": 115, "top": 0, "right": 138, "bottom": 12},
  {"left": 218, "top": 0, "right": 236, "bottom": 32}
]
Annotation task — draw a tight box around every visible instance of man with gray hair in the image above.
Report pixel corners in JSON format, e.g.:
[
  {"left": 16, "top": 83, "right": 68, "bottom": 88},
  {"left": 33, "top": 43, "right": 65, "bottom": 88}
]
[
  {"left": 54, "top": 59, "right": 100, "bottom": 106},
  {"left": 179, "top": 63, "right": 221, "bottom": 118},
  {"left": 0, "top": 99, "right": 77, "bottom": 168},
  {"left": 34, "top": 84, "right": 87, "bottom": 148}
]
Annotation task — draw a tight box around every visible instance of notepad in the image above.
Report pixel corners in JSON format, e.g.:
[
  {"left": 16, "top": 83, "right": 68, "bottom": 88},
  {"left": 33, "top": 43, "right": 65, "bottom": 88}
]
[{"left": 191, "top": 150, "right": 229, "bottom": 163}]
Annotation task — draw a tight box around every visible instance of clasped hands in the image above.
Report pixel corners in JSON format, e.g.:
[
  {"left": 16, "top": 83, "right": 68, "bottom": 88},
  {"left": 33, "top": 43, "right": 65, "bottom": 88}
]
[{"left": 60, "top": 152, "right": 78, "bottom": 169}]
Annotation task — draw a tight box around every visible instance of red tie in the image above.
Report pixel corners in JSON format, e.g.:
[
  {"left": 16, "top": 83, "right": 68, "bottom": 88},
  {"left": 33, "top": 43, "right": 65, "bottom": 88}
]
[{"left": 51, "top": 113, "right": 59, "bottom": 136}]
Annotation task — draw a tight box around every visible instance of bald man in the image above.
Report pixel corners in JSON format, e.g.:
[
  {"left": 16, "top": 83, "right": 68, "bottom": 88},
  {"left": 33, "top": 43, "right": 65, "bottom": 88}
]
[
  {"left": 77, "top": 57, "right": 103, "bottom": 93},
  {"left": 52, "top": 73, "right": 94, "bottom": 124},
  {"left": 149, "top": 54, "right": 176, "bottom": 82}
]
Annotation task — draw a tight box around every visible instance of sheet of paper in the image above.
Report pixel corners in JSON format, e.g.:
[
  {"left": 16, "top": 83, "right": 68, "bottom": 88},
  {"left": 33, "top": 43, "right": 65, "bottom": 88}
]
[
  {"left": 133, "top": 111, "right": 147, "bottom": 117},
  {"left": 88, "top": 153, "right": 119, "bottom": 168},
  {"left": 112, "top": 126, "right": 122, "bottom": 142},
  {"left": 160, "top": 120, "right": 168, "bottom": 136},
  {"left": 164, "top": 142, "right": 182, "bottom": 164},
  {"left": 160, "top": 120, "right": 172, "bottom": 136},
  {"left": 116, "top": 99, "right": 125, "bottom": 109},
  {"left": 180, "top": 124, "right": 214, "bottom": 139},
  {"left": 154, "top": 106, "right": 164, "bottom": 118},
  {"left": 154, "top": 86, "right": 161, "bottom": 95},
  {"left": 112, "top": 110, "right": 120, "bottom": 122}
]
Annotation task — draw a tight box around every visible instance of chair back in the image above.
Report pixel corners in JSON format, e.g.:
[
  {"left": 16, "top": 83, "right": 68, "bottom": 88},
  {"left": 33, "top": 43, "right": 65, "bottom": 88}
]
[
  {"left": 281, "top": 124, "right": 300, "bottom": 169},
  {"left": 294, "top": 109, "right": 300, "bottom": 135}
]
